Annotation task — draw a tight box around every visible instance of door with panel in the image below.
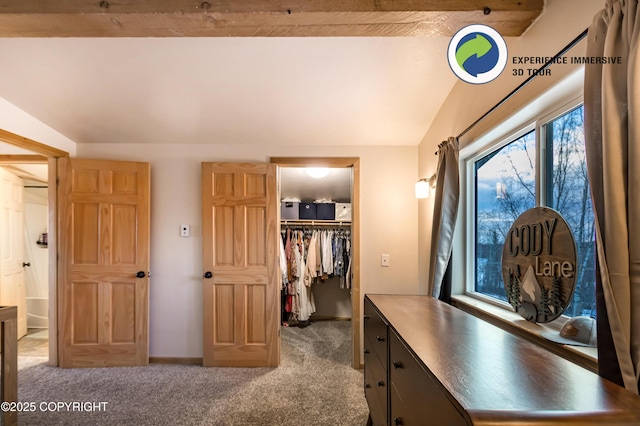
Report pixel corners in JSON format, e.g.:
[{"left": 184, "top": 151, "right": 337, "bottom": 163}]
[
  {"left": 201, "top": 162, "right": 279, "bottom": 367},
  {"left": 0, "top": 167, "right": 27, "bottom": 339},
  {"left": 58, "top": 158, "right": 150, "bottom": 367}
]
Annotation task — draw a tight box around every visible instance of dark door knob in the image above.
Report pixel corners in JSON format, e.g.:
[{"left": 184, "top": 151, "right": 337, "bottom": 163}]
[
  {"left": 22, "top": 262, "right": 31, "bottom": 267},
  {"left": 203, "top": 271, "right": 213, "bottom": 279},
  {"left": 136, "top": 271, "right": 146, "bottom": 278}
]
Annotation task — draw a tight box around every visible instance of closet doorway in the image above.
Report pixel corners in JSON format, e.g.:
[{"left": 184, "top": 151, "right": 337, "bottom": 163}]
[{"left": 271, "top": 157, "right": 360, "bottom": 369}]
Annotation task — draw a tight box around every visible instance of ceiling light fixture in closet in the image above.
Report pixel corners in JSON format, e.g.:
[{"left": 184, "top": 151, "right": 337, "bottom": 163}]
[{"left": 305, "top": 167, "right": 330, "bottom": 178}]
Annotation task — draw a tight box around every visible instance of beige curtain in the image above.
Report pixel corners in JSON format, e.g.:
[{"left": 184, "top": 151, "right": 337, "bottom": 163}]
[
  {"left": 584, "top": 0, "right": 640, "bottom": 394},
  {"left": 428, "top": 137, "right": 459, "bottom": 298}
]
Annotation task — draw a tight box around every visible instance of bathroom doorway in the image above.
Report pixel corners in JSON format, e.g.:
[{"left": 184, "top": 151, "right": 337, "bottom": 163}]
[
  {"left": 0, "top": 161, "right": 49, "bottom": 358},
  {"left": 23, "top": 177, "right": 49, "bottom": 357}
]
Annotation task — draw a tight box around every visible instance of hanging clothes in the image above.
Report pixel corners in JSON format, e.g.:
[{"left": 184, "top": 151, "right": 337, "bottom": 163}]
[
  {"left": 280, "top": 225, "right": 352, "bottom": 326},
  {"left": 279, "top": 235, "right": 288, "bottom": 289},
  {"left": 321, "top": 230, "right": 334, "bottom": 276},
  {"left": 298, "top": 230, "right": 316, "bottom": 321}
]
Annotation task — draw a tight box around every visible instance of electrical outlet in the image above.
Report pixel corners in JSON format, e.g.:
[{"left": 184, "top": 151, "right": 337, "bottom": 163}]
[
  {"left": 381, "top": 254, "right": 390, "bottom": 267},
  {"left": 180, "top": 224, "right": 190, "bottom": 237}
]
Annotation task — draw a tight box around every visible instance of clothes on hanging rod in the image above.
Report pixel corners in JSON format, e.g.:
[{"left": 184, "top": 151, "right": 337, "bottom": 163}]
[
  {"left": 281, "top": 220, "right": 351, "bottom": 226},
  {"left": 279, "top": 224, "right": 352, "bottom": 327}
]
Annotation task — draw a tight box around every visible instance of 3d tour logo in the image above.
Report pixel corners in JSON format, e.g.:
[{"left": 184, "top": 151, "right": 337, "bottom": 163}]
[{"left": 447, "top": 24, "right": 507, "bottom": 84}]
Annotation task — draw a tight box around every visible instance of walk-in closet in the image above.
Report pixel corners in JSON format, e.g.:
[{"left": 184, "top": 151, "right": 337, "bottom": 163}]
[{"left": 279, "top": 166, "right": 353, "bottom": 330}]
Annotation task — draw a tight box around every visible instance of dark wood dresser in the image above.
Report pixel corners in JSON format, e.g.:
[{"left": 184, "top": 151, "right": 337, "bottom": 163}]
[{"left": 363, "top": 294, "right": 640, "bottom": 426}]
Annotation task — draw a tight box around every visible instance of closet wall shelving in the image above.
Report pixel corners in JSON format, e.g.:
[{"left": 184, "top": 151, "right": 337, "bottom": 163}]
[{"left": 281, "top": 220, "right": 351, "bottom": 226}]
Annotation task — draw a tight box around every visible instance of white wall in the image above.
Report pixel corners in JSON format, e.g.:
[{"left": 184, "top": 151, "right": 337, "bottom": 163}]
[
  {"left": 76, "top": 143, "right": 419, "bottom": 358},
  {"left": 417, "top": 0, "right": 607, "bottom": 293},
  {"left": 0, "top": 97, "right": 77, "bottom": 155}
]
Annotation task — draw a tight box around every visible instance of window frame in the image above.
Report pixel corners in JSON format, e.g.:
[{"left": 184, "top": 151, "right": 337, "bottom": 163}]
[
  {"left": 464, "top": 122, "right": 536, "bottom": 309},
  {"left": 449, "top": 68, "right": 597, "bottom": 370},
  {"left": 456, "top": 94, "right": 586, "bottom": 314}
]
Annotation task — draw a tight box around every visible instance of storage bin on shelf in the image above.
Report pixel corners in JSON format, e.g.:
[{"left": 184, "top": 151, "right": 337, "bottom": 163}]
[
  {"left": 281, "top": 201, "right": 299, "bottom": 220},
  {"left": 299, "top": 202, "right": 317, "bottom": 220},
  {"left": 316, "top": 202, "right": 335, "bottom": 220},
  {"left": 335, "top": 203, "right": 352, "bottom": 221}
]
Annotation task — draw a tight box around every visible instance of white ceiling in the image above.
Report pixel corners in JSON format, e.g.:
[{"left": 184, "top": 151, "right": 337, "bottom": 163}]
[
  {"left": 280, "top": 167, "right": 351, "bottom": 202},
  {"left": 0, "top": 36, "right": 457, "bottom": 147}
]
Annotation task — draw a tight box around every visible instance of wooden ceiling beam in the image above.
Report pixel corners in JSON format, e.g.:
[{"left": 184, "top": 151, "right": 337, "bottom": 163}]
[{"left": 0, "top": 1, "right": 543, "bottom": 37}]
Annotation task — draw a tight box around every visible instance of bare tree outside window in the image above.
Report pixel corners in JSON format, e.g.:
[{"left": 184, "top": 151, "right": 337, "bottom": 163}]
[
  {"left": 545, "top": 106, "right": 595, "bottom": 317},
  {"left": 475, "top": 131, "right": 536, "bottom": 301}
]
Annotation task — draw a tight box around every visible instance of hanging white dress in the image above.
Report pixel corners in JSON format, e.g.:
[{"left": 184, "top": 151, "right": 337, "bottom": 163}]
[
  {"left": 297, "top": 232, "right": 316, "bottom": 321},
  {"left": 321, "top": 230, "right": 334, "bottom": 275}
]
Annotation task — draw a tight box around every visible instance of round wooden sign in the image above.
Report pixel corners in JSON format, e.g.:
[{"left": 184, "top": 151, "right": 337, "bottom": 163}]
[{"left": 501, "top": 207, "right": 577, "bottom": 323}]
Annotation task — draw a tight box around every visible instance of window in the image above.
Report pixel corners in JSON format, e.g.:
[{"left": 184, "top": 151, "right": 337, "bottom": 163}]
[
  {"left": 543, "top": 106, "right": 595, "bottom": 317},
  {"left": 474, "top": 130, "right": 536, "bottom": 302},
  {"left": 468, "top": 104, "right": 596, "bottom": 318}
]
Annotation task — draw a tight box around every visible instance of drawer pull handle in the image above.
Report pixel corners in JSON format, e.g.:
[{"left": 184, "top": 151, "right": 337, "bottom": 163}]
[
  {"left": 392, "top": 361, "right": 403, "bottom": 369},
  {"left": 393, "top": 417, "right": 403, "bottom": 425},
  {"left": 376, "top": 336, "right": 385, "bottom": 342},
  {"left": 376, "top": 381, "right": 385, "bottom": 387},
  {"left": 364, "top": 315, "right": 370, "bottom": 320},
  {"left": 365, "top": 383, "right": 371, "bottom": 388},
  {"left": 364, "top": 349, "right": 370, "bottom": 354}
]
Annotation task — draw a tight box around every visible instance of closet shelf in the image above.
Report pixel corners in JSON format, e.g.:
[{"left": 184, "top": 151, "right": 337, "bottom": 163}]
[{"left": 281, "top": 220, "right": 351, "bottom": 226}]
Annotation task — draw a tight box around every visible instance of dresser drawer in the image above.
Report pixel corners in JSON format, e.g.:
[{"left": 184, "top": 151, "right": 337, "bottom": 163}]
[
  {"left": 364, "top": 297, "right": 388, "bottom": 367},
  {"left": 389, "top": 329, "right": 467, "bottom": 426},
  {"left": 364, "top": 342, "right": 388, "bottom": 426}
]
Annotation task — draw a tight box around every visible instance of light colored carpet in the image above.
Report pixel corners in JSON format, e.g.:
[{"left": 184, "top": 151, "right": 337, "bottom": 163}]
[{"left": 17, "top": 321, "right": 369, "bottom": 425}]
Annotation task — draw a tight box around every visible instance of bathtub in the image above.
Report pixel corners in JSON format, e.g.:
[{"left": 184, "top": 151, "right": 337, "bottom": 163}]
[{"left": 26, "top": 297, "right": 48, "bottom": 329}]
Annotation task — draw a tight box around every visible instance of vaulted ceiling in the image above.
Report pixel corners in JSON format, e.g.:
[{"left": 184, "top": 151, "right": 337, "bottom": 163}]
[{"left": 0, "top": 1, "right": 543, "bottom": 147}]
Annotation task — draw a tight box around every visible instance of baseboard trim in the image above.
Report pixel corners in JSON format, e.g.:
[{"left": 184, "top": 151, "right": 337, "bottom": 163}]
[{"left": 149, "top": 357, "right": 202, "bottom": 365}]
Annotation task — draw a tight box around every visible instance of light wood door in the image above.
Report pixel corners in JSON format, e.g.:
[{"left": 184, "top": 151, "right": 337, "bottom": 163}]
[
  {"left": 202, "top": 162, "right": 279, "bottom": 367},
  {"left": 58, "top": 158, "right": 150, "bottom": 367},
  {"left": 0, "top": 167, "right": 27, "bottom": 339}
]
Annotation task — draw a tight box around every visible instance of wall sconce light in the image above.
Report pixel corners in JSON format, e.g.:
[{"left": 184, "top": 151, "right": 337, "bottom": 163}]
[{"left": 415, "top": 174, "right": 437, "bottom": 199}]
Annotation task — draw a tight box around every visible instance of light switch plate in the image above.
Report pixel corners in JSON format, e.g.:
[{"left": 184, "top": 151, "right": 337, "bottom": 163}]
[
  {"left": 180, "top": 224, "right": 190, "bottom": 237},
  {"left": 381, "top": 254, "right": 390, "bottom": 267}
]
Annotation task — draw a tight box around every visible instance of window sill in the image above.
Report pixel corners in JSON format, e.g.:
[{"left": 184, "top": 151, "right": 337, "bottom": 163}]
[{"left": 451, "top": 295, "right": 598, "bottom": 373}]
